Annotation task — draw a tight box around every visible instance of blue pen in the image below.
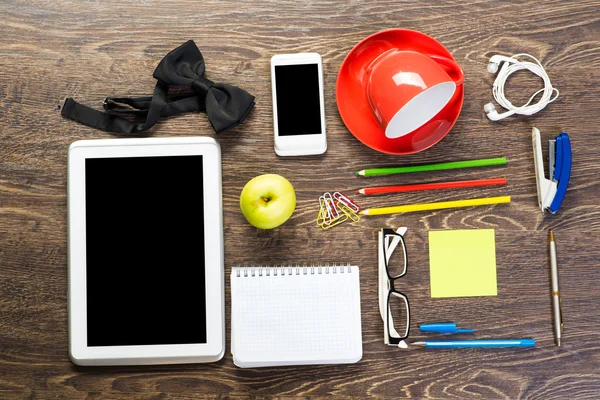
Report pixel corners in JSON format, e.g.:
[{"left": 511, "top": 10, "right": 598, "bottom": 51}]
[{"left": 413, "top": 339, "right": 536, "bottom": 349}]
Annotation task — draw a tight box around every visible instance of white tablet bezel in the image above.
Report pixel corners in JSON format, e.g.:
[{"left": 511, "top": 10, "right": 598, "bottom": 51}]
[{"left": 67, "top": 137, "right": 224, "bottom": 366}]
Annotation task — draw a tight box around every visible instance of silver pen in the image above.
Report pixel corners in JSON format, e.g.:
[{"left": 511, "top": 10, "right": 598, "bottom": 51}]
[{"left": 549, "top": 231, "right": 563, "bottom": 347}]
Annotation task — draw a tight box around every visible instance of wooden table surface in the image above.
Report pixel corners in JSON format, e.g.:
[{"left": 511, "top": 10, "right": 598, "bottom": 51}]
[{"left": 2, "top": 0, "right": 600, "bottom": 398}]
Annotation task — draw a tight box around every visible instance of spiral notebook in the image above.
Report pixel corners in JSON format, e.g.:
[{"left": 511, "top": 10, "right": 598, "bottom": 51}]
[{"left": 231, "top": 265, "right": 362, "bottom": 368}]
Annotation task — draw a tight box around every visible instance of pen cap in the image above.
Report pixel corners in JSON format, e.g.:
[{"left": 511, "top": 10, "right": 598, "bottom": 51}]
[
  {"left": 419, "top": 322, "right": 474, "bottom": 334},
  {"left": 521, "top": 339, "right": 536, "bottom": 347}
]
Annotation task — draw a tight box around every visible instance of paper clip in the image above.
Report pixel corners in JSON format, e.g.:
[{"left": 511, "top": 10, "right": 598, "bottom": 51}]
[
  {"left": 321, "top": 205, "right": 348, "bottom": 230},
  {"left": 322, "top": 212, "right": 348, "bottom": 230},
  {"left": 333, "top": 191, "right": 361, "bottom": 212},
  {"left": 318, "top": 196, "right": 329, "bottom": 223},
  {"left": 339, "top": 203, "right": 360, "bottom": 223},
  {"left": 316, "top": 197, "right": 331, "bottom": 227},
  {"left": 316, "top": 191, "right": 360, "bottom": 230},
  {"left": 317, "top": 196, "right": 342, "bottom": 227},
  {"left": 317, "top": 202, "right": 348, "bottom": 229},
  {"left": 323, "top": 192, "right": 339, "bottom": 221},
  {"left": 318, "top": 195, "right": 334, "bottom": 224}
]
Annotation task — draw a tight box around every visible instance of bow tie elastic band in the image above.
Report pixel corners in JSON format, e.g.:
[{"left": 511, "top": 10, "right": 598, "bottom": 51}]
[{"left": 59, "top": 40, "right": 255, "bottom": 134}]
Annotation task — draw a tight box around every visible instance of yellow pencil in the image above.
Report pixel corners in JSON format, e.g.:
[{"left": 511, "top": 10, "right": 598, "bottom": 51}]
[{"left": 360, "top": 196, "right": 511, "bottom": 216}]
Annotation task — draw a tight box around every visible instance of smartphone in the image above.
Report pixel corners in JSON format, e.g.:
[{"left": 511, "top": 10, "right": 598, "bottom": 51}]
[{"left": 271, "top": 53, "right": 327, "bottom": 156}]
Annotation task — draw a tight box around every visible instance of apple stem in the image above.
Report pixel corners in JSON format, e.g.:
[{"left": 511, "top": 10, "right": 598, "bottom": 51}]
[{"left": 262, "top": 197, "right": 270, "bottom": 203}]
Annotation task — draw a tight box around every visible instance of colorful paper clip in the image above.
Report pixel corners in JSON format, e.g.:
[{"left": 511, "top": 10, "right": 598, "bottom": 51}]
[
  {"left": 339, "top": 203, "right": 360, "bottom": 223},
  {"left": 316, "top": 191, "right": 361, "bottom": 230},
  {"left": 333, "top": 191, "right": 361, "bottom": 213},
  {"left": 323, "top": 192, "right": 339, "bottom": 221},
  {"left": 316, "top": 202, "right": 348, "bottom": 230},
  {"left": 317, "top": 197, "right": 328, "bottom": 226}
]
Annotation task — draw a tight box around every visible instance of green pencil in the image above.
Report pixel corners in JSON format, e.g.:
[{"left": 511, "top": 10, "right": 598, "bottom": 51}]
[{"left": 355, "top": 157, "right": 507, "bottom": 177}]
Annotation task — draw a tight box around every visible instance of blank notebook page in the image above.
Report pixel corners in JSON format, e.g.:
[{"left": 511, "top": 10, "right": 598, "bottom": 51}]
[{"left": 231, "top": 266, "right": 362, "bottom": 368}]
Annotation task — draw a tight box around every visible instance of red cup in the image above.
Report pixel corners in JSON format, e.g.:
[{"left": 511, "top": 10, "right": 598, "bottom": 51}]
[{"left": 366, "top": 49, "right": 464, "bottom": 139}]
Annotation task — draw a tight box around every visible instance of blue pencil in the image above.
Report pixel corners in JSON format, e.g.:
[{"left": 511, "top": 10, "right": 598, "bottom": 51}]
[{"left": 412, "top": 339, "right": 535, "bottom": 349}]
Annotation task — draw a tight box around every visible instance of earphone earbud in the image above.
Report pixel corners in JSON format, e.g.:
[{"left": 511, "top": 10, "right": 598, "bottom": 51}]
[
  {"left": 484, "top": 53, "right": 559, "bottom": 122},
  {"left": 486, "top": 55, "right": 517, "bottom": 74},
  {"left": 487, "top": 55, "right": 509, "bottom": 74},
  {"left": 487, "top": 62, "right": 499, "bottom": 73},
  {"left": 483, "top": 102, "right": 516, "bottom": 121},
  {"left": 483, "top": 103, "right": 498, "bottom": 119}
]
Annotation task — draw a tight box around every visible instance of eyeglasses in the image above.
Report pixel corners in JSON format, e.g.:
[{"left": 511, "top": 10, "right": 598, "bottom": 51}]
[{"left": 378, "top": 228, "right": 410, "bottom": 346}]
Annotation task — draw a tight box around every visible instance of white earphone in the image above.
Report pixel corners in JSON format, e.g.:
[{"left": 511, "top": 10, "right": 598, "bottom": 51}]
[{"left": 484, "top": 53, "right": 559, "bottom": 121}]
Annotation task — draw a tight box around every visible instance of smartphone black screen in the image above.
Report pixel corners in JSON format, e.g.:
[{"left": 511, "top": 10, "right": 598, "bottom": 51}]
[{"left": 275, "top": 64, "right": 322, "bottom": 136}]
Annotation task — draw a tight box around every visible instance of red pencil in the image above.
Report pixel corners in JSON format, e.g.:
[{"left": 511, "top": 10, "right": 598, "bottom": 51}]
[{"left": 356, "top": 178, "right": 507, "bottom": 195}]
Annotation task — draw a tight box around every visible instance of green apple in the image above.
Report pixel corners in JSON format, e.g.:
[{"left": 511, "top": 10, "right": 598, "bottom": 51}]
[{"left": 240, "top": 174, "right": 296, "bottom": 229}]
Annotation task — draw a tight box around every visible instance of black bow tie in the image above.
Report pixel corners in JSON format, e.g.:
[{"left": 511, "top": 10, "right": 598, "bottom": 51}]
[{"left": 60, "top": 40, "right": 255, "bottom": 134}]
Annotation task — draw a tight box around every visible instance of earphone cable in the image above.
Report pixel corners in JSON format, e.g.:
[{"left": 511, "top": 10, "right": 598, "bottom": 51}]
[{"left": 488, "top": 54, "right": 559, "bottom": 119}]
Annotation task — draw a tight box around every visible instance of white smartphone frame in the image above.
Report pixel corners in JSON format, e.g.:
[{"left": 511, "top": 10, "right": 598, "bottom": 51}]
[
  {"left": 271, "top": 52, "right": 327, "bottom": 156},
  {"left": 67, "top": 137, "right": 225, "bottom": 366}
]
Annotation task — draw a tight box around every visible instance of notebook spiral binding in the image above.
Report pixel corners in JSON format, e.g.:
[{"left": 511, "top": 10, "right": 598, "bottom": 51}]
[{"left": 234, "top": 263, "right": 352, "bottom": 278}]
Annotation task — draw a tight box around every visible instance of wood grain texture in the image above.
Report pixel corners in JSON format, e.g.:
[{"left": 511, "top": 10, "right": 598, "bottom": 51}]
[{"left": 1, "top": 0, "right": 600, "bottom": 398}]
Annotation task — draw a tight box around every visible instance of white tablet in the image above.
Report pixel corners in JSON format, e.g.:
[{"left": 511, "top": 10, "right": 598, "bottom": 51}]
[{"left": 67, "top": 137, "right": 224, "bottom": 366}]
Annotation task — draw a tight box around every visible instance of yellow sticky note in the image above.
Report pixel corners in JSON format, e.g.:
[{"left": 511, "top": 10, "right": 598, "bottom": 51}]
[{"left": 429, "top": 229, "right": 497, "bottom": 298}]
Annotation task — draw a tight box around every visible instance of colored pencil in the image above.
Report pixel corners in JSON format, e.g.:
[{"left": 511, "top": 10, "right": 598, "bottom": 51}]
[
  {"left": 355, "top": 157, "right": 507, "bottom": 177},
  {"left": 360, "top": 196, "right": 511, "bottom": 216},
  {"left": 357, "top": 177, "right": 507, "bottom": 195}
]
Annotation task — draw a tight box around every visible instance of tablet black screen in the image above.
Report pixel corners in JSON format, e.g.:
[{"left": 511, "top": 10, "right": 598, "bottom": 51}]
[{"left": 85, "top": 156, "right": 207, "bottom": 346}]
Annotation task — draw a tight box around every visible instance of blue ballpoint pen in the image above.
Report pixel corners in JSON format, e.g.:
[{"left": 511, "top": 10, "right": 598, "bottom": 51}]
[{"left": 412, "top": 339, "right": 536, "bottom": 349}]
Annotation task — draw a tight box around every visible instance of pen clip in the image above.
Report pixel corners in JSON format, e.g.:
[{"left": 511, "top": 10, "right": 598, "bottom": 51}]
[{"left": 559, "top": 296, "right": 564, "bottom": 333}]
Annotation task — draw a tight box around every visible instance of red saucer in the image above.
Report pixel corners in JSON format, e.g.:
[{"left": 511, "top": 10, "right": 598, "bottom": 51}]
[{"left": 336, "top": 29, "right": 464, "bottom": 155}]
